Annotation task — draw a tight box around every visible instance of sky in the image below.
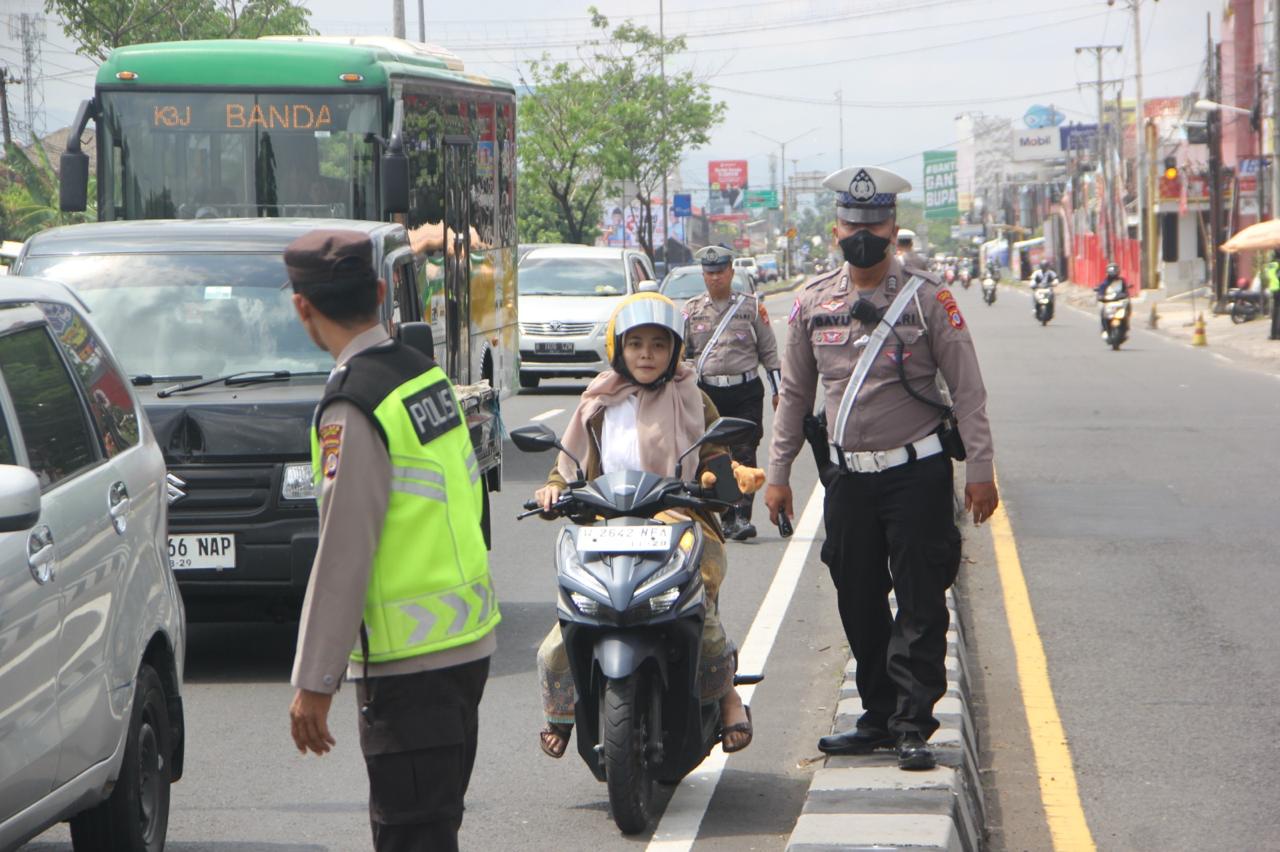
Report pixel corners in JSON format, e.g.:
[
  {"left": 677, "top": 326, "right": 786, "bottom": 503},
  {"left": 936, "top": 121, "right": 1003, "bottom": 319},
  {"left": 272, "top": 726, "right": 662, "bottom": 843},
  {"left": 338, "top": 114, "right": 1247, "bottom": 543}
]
[{"left": 1, "top": 0, "right": 1227, "bottom": 204}]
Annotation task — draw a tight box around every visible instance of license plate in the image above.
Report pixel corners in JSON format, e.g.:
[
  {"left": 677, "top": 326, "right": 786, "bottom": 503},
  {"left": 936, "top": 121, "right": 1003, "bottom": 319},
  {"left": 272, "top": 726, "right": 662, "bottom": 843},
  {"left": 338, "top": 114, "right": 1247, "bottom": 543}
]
[
  {"left": 577, "top": 526, "right": 672, "bottom": 552},
  {"left": 168, "top": 534, "right": 236, "bottom": 571},
  {"left": 535, "top": 342, "right": 575, "bottom": 354}
]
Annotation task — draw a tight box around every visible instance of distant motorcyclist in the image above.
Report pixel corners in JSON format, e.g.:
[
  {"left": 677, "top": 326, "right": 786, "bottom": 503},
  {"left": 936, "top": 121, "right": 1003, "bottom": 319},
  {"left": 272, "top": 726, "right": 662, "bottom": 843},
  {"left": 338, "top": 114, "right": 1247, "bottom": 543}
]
[
  {"left": 1096, "top": 263, "right": 1129, "bottom": 333},
  {"left": 1030, "top": 259, "right": 1058, "bottom": 289}
]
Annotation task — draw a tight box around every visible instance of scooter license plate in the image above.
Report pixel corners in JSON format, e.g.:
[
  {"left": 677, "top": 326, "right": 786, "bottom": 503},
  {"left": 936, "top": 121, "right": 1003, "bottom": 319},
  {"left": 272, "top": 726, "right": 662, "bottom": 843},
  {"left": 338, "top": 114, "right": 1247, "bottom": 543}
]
[{"left": 577, "top": 526, "right": 673, "bottom": 552}]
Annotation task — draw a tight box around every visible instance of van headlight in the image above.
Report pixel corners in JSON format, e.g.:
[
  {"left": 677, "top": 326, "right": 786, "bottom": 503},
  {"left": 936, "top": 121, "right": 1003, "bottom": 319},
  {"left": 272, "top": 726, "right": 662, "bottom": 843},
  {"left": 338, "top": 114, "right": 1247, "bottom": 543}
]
[{"left": 281, "top": 463, "right": 316, "bottom": 501}]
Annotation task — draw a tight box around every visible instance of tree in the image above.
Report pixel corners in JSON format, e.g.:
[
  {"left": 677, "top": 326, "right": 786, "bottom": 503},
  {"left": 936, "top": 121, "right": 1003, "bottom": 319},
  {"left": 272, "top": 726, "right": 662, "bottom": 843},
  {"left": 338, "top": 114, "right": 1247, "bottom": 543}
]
[
  {"left": 1, "top": 141, "right": 95, "bottom": 240},
  {"left": 588, "top": 10, "right": 724, "bottom": 261},
  {"left": 516, "top": 59, "right": 610, "bottom": 246},
  {"left": 46, "top": 0, "right": 314, "bottom": 62}
]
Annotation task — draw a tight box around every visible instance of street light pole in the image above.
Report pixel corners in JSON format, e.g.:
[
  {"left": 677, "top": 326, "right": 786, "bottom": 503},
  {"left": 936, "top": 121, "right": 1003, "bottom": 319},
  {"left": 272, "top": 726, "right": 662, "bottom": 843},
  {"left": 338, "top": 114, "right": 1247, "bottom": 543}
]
[
  {"left": 660, "top": 0, "right": 669, "bottom": 269},
  {"left": 751, "top": 127, "right": 817, "bottom": 279},
  {"left": 392, "top": 0, "right": 405, "bottom": 38}
]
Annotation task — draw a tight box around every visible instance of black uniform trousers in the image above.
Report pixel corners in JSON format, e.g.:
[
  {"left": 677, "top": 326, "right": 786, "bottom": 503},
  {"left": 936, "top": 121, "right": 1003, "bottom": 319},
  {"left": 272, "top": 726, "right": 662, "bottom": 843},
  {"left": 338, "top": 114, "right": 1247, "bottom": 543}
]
[
  {"left": 819, "top": 454, "right": 961, "bottom": 738},
  {"left": 356, "top": 656, "right": 490, "bottom": 852},
  {"left": 698, "top": 376, "right": 765, "bottom": 522}
]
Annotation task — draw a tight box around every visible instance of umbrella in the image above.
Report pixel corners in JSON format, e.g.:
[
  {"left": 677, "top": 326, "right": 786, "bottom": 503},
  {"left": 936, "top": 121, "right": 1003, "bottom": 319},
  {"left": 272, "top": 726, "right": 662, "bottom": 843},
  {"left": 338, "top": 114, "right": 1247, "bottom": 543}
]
[{"left": 1221, "top": 219, "right": 1280, "bottom": 253}]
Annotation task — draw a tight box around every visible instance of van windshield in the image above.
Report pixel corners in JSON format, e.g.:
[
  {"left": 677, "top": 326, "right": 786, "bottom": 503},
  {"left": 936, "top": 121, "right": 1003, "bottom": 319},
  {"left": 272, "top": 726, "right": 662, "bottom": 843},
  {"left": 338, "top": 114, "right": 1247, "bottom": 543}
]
[{"left": 20, "top": 253, "right": 333, "bottom": 380}]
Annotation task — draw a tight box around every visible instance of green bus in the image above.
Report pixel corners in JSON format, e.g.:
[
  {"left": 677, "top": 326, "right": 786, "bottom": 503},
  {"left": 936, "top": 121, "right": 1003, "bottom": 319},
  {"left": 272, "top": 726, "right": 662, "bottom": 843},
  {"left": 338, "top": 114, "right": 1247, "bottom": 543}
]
[{"left": 59, "top": 36, "right": 519, "bottom": 397}]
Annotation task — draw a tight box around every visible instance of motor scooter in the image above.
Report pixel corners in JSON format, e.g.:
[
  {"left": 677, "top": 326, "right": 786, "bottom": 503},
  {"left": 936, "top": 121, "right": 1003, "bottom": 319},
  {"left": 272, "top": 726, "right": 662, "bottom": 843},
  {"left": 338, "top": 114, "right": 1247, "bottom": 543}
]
[
  {"left": 1100, "top": 295, "right": 1130, "bottom": 350},
  {"left": 511, "top": 417, "right": 764, "bottom": 834},
  {"left": 1033, "top": 284, "right": 1054, "bottom": 324},
  {"left": 981, "top": 276, "right": 997, "bottom": 305}
]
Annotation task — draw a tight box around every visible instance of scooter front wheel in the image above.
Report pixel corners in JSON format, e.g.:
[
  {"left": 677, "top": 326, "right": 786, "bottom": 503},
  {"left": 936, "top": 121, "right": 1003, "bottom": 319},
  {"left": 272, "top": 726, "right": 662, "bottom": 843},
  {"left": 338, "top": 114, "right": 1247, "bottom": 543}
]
[{"left": 602, "top": 673, "right": 656, "bottom": 834}]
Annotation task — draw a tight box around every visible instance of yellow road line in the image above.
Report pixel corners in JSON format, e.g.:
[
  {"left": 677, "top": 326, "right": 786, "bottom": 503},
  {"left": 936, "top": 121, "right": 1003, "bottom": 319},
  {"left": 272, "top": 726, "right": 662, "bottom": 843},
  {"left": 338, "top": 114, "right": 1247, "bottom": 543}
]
[{"left": 988, "top": 477, "right": 1096, "bottom": 851}]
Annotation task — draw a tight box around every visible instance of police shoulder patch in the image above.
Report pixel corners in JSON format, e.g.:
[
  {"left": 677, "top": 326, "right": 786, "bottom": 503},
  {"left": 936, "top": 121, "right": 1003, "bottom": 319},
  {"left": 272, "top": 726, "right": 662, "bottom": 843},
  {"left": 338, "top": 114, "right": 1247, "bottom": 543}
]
[
  {"left": 403, "top": 379, "right": 462, "bottom": 445},
  {"left": 319, "top": 423, "right": 342, "bottom": 479}
]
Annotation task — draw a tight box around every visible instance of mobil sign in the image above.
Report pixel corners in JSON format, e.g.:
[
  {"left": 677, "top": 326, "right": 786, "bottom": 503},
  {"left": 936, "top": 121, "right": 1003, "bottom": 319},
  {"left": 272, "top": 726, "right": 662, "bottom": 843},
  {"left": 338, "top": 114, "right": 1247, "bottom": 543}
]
[{"left": 1012, "top": 128, "right": 1063, "bottom": 162}]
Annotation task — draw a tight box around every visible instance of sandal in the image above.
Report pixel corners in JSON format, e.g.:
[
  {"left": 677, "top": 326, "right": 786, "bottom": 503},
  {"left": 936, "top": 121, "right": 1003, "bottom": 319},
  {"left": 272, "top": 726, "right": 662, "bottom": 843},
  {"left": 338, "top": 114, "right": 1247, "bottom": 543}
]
[
  {"left": 539, "top": 722, "right": 572, "bottom": 759},
  {"left": 721, "top": 705, "right": 753, "bottom": 754}
]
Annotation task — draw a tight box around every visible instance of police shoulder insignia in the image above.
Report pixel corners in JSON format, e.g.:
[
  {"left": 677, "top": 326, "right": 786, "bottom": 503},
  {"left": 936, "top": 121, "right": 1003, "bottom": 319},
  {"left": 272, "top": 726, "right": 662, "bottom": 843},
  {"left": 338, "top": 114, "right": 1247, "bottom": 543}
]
[
  {"left": 787, "top": 297, "right": 802, "bottom": 325},
  {"left": 758, "top": 302, "right": 769, "bottom": 323},
  {"left": 935, "top": 289, "right": 965, "bottom": 329},
  {"left": 319, "top": 423, "right": 343, "bottom": 479},
  {"left": 403, "top": 380, "right": 462, "bottom": 445}
]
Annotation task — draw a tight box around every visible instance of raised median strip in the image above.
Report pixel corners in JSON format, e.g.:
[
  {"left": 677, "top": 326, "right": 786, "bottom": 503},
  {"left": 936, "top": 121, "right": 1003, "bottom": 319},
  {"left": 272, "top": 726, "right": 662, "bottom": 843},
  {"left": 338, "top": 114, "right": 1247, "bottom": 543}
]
[{"left": 786, "top": 588, "right": 985, "bottom": 852}]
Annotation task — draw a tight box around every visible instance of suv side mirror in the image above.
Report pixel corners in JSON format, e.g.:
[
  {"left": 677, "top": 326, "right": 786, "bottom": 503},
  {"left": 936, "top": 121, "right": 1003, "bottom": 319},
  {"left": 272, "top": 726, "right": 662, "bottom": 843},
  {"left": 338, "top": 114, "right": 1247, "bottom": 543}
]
[
  {"left": 0, "top": 465, "right": 41, "bottom": 532},
  {"left": 381, "top": 139, "right": 410, "bottom": 216},
  {"left": 397, "top": 321, "right": 435, "bottom": 357},
  {"left": 60, "top": 150, "right": 90, "bottom": 213}
]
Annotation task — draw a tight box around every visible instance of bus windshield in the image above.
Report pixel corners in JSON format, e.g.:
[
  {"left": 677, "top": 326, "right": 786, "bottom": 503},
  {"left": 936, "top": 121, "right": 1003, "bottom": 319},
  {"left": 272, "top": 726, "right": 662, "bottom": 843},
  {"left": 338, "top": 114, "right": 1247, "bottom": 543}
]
[
  {"left": 97, "top": 91, "right": 381, "bottom": 221},
  {"left": 20, "top": 252, "right": 333, "bottom": 380}
]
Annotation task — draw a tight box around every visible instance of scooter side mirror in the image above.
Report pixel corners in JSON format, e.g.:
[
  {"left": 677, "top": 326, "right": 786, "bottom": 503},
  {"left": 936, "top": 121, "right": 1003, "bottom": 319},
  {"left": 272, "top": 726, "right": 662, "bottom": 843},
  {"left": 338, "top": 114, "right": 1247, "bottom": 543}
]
[
  {"left": 674, "top": 417, "right": 757, "bottom": 479},
  {"left": 510, "top": 424, "right": 585, "bottom": 481}
]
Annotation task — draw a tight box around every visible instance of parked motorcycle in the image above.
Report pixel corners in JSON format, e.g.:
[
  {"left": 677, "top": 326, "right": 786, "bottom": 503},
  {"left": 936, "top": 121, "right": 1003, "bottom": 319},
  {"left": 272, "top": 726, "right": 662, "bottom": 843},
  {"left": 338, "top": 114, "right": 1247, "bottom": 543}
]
[
  {"left": 1100, "top": 295, "right": 1130, "bottom": 350},
  {"left": 1032, "top": 285, "right": 1055, "bottom": 325},
  {"left": 982, "top": 276, "right": 997, "bottom": 305},
  {"left": 1227, "top": 287, "right": 1264, "bottom": 324},
  {"left": 511, "top": 417, "right": 762, "bottom": 834}
]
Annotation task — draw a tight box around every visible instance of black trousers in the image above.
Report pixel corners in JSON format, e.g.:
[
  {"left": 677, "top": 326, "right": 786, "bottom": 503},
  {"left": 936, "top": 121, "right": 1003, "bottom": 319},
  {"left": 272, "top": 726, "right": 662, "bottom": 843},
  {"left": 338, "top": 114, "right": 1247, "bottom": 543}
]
[
  {"left": 819, "top": 454, "right": 961, "bottom": 738},
  {"left": 699, "top": 377, "right": 765, "bottom": 522},
  {"left": 1271, "top": 291, "right": 1280, "bottom": 339},
  {"left": 357, "top": 657, "right": 490, "bottom": 852}
]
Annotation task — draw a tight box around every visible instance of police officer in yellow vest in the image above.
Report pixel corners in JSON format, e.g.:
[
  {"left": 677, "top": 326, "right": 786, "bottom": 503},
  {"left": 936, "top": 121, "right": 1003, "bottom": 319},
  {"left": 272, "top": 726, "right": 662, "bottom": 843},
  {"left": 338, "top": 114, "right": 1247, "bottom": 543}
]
[{"left": 285, "top": 229, "right": 499, "bottom": 852}]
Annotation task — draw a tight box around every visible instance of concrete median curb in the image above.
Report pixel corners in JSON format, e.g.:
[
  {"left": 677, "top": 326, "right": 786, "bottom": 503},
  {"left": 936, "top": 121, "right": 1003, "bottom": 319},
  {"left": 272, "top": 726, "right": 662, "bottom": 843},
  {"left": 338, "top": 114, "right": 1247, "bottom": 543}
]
[{"left": 785, "top": 588, "right": 986, "bottom": 852}]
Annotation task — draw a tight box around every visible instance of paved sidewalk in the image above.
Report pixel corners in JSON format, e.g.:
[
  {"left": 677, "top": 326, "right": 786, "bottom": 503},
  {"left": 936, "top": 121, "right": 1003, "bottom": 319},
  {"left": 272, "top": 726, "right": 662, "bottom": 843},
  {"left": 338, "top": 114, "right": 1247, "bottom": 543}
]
[{"left": 785, "top": 587, "right": 985, "bottom": 852}]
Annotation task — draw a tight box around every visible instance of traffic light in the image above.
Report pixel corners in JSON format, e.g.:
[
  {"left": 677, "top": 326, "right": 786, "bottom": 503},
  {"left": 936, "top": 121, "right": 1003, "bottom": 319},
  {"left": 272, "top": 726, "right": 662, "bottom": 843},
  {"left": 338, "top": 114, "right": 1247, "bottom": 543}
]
[{"left": 1163, "top": 156, "right": 1179, "bottom": 181}]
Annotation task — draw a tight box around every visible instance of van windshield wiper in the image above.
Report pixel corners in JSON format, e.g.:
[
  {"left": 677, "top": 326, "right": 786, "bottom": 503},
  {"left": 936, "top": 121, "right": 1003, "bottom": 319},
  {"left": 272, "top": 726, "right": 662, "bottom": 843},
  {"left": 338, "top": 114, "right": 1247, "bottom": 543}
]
[
  {"left": 131, "top": 373, "right": 202, "bottom": 386},
  {"left": 156, "top": 369, "right": 327, "bottom": 398}
]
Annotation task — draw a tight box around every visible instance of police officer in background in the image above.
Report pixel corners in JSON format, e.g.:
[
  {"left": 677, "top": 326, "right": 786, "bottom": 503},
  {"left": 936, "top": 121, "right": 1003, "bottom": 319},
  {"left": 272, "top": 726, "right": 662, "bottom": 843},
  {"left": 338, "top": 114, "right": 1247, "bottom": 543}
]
[
  {"left": 683, "top": 244, "right": 782, "bottom": 540},
  {"left": 765, "top": 167, "right": 998, "bottom": 771},
  {"left": 895, "top": 228, "right": 927, "bottom": 271},
  {"left": 285, "top": 230, "right": 500, "bottom": 850}
]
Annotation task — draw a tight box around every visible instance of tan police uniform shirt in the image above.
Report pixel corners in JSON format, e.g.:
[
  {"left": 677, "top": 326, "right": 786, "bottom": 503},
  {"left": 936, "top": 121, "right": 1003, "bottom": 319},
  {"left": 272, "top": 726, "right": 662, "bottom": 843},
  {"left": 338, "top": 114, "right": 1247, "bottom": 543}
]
[
  {"left": 291, "top": 325, "right": 495, "bottom": 695},
  {"left": 768, "top": 257, "right": 995, "bottom": 486},
  {"left": 682, "top": 292, "right": 781, "bottom": 378}
]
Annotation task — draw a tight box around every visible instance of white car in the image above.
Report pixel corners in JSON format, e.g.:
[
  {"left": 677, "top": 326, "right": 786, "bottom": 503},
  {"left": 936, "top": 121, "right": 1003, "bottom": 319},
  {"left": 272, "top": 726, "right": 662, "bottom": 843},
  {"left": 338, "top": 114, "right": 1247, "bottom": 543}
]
[
  {"left": 659, "top": 265, "right": 757, "bottom": 314},
  {"left": 518, "top": 246, "right": 656, "bottom": 388},
  {"left": 0, "top": 276, "right": 185, "bottom": 851}
]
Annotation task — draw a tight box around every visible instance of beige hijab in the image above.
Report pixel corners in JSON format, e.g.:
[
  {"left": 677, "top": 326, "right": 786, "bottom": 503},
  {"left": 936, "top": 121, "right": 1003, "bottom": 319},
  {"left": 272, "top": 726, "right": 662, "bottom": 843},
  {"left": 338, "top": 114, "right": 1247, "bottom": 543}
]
[{"left": 557, "top": 363, "right": 705, "bottom": 484}]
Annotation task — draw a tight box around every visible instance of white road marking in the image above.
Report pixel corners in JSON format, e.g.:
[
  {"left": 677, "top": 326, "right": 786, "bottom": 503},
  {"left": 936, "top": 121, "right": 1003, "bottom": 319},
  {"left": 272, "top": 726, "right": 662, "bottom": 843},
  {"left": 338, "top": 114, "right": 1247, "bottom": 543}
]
[
  {"left": 529, "top": 408, "right": 565, "bottom": 422},
  {"left": 646, "top": 482, "right": 826, "bottom": 852},
  {"left": 1212, "top": 352, "right": 1231, "bottom": 363}
]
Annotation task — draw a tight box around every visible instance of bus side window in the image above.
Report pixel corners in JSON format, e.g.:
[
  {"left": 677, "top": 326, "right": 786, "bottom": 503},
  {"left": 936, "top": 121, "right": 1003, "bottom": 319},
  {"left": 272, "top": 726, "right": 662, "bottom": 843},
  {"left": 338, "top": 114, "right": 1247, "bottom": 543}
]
[{"left": 393, "top": 259, "right": 422, "bottom": 323}]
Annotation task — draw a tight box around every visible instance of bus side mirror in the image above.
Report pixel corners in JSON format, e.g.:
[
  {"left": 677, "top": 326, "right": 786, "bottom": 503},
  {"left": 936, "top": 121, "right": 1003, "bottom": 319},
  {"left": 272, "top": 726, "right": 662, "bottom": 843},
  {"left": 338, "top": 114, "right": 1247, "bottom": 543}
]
[
  {"left": 60, "top": 149, "right": 89, "bottom": 213},
  {"left": 396, "top": 321, "right": 434, "bottom": 357},
  {"left": 381, "top": 140, "right": 409, "bottom": 216}
]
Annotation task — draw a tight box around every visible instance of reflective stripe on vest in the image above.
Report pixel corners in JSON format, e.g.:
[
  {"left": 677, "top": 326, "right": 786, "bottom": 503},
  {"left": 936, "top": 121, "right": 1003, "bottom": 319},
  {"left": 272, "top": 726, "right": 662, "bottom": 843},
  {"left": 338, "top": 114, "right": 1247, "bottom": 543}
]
[{"left": 310, "top": 364, "right": 500, "bottom": 664}]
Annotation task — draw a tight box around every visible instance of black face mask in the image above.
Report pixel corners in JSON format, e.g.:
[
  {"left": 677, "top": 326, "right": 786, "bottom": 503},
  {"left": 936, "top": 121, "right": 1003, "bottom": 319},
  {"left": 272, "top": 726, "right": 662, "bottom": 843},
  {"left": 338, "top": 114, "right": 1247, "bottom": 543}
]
[{"left": 839, "top": 229, "right": 891, "bottom": 269}]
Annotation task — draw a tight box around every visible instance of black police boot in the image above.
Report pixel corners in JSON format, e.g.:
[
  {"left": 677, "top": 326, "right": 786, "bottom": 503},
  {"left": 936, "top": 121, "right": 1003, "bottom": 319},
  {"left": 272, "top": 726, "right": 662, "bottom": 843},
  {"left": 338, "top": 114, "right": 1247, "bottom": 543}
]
[
  {"left": 896, "top": 732, "right": 936, "bottom": 771},
  {"left": 817, "top": 726, "right": 895, "bottom": 756},
  {"left": 720, "top": 508, "right": 741, "bottom": 540},
  {"left": 730, "top": 501, "right": 757, "bottom": 541}
]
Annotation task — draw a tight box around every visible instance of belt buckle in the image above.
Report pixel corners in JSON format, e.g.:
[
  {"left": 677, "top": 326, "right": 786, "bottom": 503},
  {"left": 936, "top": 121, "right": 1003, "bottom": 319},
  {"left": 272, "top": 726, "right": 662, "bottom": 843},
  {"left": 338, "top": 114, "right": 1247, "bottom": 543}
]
[
  {"left": 873, "top": 450, "right": 889, "bottom": 471},
  {"left": 849, "top": 451, "right": 878, "bottom": 473}
]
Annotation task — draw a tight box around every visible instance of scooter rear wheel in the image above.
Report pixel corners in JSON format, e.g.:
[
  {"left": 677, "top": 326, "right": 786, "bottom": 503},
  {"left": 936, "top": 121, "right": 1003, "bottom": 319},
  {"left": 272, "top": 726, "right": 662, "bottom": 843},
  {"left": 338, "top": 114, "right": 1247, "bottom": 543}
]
[{"left": 602, "top": 673, "right": 656, "bottom": 834}]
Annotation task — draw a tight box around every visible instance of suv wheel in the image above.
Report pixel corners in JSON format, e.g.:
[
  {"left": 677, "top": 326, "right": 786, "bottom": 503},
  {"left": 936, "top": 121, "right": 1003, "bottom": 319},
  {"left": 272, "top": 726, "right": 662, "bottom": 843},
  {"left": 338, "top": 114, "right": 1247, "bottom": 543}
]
[{"left": 70, "top": 664, "right": 172, "bottom": 852}]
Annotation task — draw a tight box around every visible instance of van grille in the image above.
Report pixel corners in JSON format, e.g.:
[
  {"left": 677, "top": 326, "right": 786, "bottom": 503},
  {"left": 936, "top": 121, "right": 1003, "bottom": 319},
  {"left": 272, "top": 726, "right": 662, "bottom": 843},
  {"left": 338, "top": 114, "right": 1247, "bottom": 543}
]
[{"left": 520, "top": 321, "right": 597, "bottom": 337}]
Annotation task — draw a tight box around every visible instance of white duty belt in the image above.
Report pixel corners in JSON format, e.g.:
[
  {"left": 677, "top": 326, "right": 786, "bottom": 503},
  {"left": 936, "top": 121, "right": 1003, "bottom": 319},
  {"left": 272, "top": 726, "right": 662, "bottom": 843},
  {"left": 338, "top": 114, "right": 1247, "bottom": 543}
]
[
  {"left": 830, "top": 275, "right": 926, "bottom": 451},
  {"left": 695, "top": 292, "right": 746, "bottom": 379}
]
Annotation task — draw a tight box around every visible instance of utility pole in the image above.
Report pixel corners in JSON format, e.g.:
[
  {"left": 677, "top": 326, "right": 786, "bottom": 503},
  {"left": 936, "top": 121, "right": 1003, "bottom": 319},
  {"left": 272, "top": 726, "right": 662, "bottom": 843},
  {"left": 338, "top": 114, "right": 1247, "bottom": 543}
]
[
  {"left": 836, "top": 89, "right": 844, "bottom": 169},
  {"left": 392, "top": 0, "right": 405, "bottom": 38},
  {"left": 1273, "top": 0, "right": 1280, "bottom": 218},
  {"left": 418, "top": 0, "right": 425, "bottom": 42},
  {"left": 660, "top": 0, "right": 669, "bottom": 267},
  {"left": 1111, "top": 0, "right": 1155, "bottom": 284},
  {"left": 1208, "top": 13, "right": 1225, "bottom": 304},
  {"left": 1254, "top": 63, "right": 1267, "bottom": 220},
  {"left": 1076, "top": 44, "right": 1123, "bottom": 257},
  {"left": 0, "top": 68, "right": 17, "bottom": 150}
]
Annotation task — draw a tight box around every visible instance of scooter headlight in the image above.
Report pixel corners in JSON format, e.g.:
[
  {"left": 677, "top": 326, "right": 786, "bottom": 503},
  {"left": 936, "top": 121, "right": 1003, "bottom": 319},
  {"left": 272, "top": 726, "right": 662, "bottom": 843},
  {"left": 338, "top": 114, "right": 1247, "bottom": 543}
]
[
  {"left": 648, "top": 587, "right": 681, "bottom": 614},
  {"left": 557, "top": 529, "right": 608, "bottom": 598},
  {"left": 634, "top": 529, "right": 697, "bottom": 600},
  {"left": 569, "top": 592, "right": 600, "bottom": 616}
]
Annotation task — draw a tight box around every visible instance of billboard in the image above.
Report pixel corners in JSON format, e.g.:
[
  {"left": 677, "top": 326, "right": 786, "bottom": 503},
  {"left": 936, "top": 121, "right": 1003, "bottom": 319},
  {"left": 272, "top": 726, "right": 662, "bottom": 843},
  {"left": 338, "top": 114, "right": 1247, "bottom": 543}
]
[
  {"left": 1012, "top": 128, "right": 1062, "bottom": 161},
  {"left": 708, "top": 160, "right": 749, "bottom": 221},
  {"left": 923, "top": 151, "right": 959, "bottom": 220},
  {"left": 599, "top": 199, "right": 687, "bottom": 248}
]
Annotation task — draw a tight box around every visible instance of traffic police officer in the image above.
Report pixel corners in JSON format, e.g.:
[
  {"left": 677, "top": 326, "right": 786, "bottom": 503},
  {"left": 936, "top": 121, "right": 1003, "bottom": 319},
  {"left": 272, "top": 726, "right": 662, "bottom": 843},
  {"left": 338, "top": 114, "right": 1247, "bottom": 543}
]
[
  {"left": 764, "top": 167, "right": 998, "bottom": 770},
  {"left": 285, "top": 229, "right": 500, "bottom": 850},
  {"left": 895, "top": 227, "right": 927, "bottom": 271},
  {"left": 683, "top": 244, "right": 782, "bottom": 540}
]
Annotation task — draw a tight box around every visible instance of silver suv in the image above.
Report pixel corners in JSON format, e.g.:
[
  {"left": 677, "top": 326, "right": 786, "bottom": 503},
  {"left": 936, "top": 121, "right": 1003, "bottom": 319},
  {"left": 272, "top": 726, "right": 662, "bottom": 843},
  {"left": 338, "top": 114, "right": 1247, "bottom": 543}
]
[{"left": 0, "top": 277, "right": 185, "bottom": 851}]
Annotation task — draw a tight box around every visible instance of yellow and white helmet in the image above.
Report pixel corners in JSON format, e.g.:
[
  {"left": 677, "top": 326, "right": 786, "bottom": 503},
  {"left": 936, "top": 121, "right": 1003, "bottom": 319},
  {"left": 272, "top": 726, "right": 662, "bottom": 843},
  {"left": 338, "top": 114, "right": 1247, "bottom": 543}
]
[{"left": 604, "top": 292, "right": 685, "bottom": 385}]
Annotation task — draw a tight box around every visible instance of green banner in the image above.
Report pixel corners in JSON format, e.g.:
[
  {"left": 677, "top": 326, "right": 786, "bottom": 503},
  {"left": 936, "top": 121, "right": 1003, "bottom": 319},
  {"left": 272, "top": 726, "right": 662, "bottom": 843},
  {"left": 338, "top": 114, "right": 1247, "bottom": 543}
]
[
  {"left": 743, "top": 189, "right": 779, "bottom": 209},
  {"left": 923, "top": 150, "right": 959, "bottom": 221}
]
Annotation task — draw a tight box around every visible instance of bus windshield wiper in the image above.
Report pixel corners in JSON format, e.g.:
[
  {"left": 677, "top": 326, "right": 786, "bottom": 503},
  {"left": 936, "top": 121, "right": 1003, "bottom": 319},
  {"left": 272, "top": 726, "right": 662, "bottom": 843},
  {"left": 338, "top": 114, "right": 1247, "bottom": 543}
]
[{"left": 156, "top": 369, "right": 326, "bottom": 398}]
